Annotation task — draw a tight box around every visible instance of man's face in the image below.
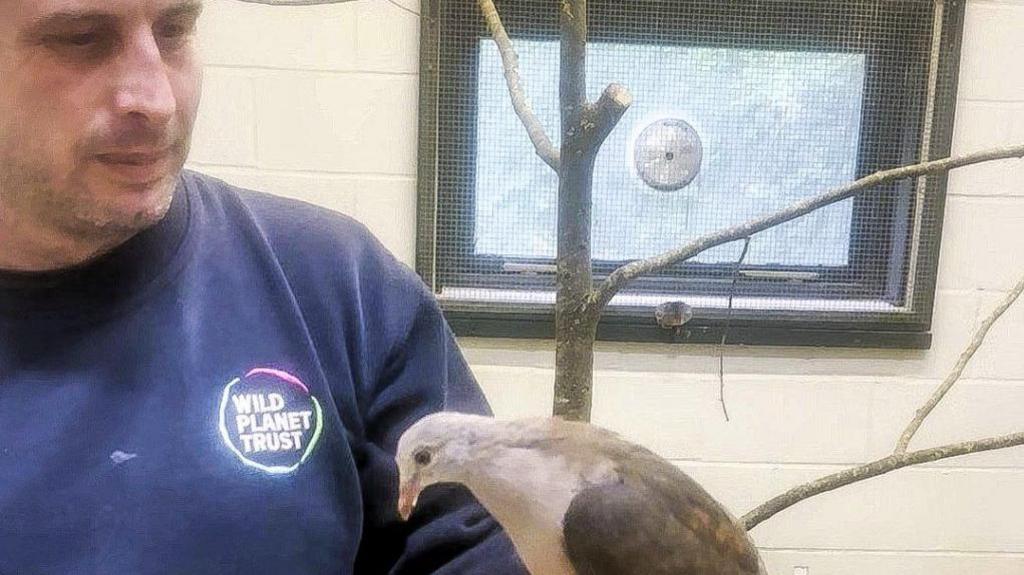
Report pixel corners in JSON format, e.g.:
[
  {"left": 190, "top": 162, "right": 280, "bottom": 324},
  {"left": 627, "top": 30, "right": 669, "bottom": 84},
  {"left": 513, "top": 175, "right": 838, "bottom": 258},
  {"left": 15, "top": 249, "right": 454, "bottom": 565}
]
[{"left": 0, "top": 0, "right": 203, "bottom": 244}]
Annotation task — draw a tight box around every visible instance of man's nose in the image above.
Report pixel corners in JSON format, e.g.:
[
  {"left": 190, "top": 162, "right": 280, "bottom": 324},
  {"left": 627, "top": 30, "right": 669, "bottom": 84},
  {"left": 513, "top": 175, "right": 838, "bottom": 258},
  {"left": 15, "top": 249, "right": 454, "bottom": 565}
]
[{"left": 111, "top": 28, "right": 177, "bottom": 125}]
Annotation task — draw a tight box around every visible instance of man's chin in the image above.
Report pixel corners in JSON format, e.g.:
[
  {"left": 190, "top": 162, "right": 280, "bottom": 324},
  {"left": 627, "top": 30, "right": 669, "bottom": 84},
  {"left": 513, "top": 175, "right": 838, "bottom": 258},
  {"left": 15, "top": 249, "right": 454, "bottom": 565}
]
[
  {"left": 111, "top": 191, "right": 174, "bottom": 230},
  {"left": 78, "top": 175, "right": 177, "bottom": 236}
]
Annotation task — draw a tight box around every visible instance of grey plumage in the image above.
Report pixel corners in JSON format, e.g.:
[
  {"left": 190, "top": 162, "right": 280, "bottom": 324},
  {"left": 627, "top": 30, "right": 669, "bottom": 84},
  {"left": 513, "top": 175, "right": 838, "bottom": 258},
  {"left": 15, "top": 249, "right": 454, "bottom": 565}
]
[{"left": 396, "top": 413, "right": 764, "bottom": 575}]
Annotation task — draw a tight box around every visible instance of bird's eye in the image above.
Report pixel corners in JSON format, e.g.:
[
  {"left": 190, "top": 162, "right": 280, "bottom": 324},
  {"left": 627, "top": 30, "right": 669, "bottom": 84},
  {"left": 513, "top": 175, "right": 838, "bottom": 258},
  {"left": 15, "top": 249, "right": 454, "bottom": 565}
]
[{"left": 413, "top": 448, "right": 432, "bottom": 467}]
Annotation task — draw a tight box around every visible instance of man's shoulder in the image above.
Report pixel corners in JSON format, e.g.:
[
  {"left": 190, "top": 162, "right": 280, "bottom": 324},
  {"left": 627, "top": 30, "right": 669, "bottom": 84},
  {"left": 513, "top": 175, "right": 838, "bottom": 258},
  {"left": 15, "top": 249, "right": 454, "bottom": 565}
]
[
  {"left": 184, "top": 170, "right": 375, "bottom": 251},
  {"left": 185, "top": 170, "right": 407, "bottom": 269},
  {"left": 182, "top": 169, "right": 429, "bottom": 307},
  {"left": 182, "top": 169, "right": 438, "bottom": 359}
]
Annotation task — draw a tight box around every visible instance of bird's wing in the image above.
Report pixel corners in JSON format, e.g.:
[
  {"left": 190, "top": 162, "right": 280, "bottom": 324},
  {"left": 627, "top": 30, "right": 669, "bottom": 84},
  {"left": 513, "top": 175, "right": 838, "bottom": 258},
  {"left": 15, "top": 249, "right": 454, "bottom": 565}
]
[{"left": 562, "top": 480, "right": 762, "bottom": 575}]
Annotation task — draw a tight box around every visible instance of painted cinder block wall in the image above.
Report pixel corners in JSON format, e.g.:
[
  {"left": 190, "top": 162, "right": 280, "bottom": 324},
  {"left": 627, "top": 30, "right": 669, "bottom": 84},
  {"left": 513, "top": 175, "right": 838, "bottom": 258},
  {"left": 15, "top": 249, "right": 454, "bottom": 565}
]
[{"left": 187, "top": 1, "right": 1024, "bottom": 572}]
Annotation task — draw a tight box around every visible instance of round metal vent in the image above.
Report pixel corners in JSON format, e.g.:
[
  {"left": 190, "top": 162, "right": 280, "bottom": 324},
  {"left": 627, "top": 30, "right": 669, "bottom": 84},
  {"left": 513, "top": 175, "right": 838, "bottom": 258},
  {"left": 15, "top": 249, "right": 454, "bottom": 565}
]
[{"left": 633, "top": 118, "right": 703, "bottom": 191}]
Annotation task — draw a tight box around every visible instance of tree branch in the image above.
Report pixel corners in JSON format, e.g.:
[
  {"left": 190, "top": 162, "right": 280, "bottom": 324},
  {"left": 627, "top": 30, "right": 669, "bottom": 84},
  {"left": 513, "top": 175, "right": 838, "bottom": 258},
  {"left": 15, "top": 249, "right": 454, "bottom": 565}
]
[
  {"left": 239, "top": 0, "right": 559, "bottom": 170},
  {"left": 718, "top": 237, "right": 751, "bottom": 423},
  {"left": 234, "top": 0, "right": 358, "bottom": 5},
  {"left": 741, "top": 431, "right": 1024, "bottom": 531},
  {"left": 582, "top": 83, "right": 633, "bottom": 152},
  {"left": 591, "top": 144, "right": 1024, "bottom": 313},
  {"left": 478, "top": 0, "right": 560, "bottom": 172},
  {"left": 894, "top": 271, "right": 1024, "bottom": 453},
  {"left": 383, "top": 0, "right": 419, "bottom": 17},
  {"left": 742, "top": 265, "right": 1024, "bottom": 530},
  {"left": 553, "top": 0, "right": 594, "bottom": 421},
  {"left": 234, "top": 0, "right": 415, "bottom": 16}
]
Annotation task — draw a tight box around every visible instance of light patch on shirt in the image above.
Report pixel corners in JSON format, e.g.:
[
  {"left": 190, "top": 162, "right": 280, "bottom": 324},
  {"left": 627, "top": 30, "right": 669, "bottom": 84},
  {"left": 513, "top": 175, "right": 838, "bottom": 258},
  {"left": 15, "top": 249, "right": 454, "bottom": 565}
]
[{"left": 109, "top": 450, "right": 138, "bottom": 465}]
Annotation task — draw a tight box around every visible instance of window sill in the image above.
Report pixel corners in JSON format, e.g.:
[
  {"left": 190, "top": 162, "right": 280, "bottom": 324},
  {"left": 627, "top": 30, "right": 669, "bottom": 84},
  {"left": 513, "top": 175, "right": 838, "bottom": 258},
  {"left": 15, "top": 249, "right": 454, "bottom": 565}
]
[
  {"left": 439, "top": 288, "right": 931, "bottom": 349},
  {"left": 439, "top": 286, "right": 904, "bottom": 313}
]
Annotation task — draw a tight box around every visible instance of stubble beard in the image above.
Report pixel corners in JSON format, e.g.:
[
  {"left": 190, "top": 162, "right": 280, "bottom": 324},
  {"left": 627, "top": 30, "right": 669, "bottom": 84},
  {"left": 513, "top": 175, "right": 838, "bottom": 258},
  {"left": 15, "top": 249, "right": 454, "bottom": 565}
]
[{"left": 0, "top": 137, "right": 187, "bottom": 263}]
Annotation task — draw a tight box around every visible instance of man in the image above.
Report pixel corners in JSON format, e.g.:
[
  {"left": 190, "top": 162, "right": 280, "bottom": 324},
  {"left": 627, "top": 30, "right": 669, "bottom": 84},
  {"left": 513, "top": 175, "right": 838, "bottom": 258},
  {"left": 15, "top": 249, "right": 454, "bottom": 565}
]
[{"left": 0, "top": 1, "right": 527, "bottom": 573}]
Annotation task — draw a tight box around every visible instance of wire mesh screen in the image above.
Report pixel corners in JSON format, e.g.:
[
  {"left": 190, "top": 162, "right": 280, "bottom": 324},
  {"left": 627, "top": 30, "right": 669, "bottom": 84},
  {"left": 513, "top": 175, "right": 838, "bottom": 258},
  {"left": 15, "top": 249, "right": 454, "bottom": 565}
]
[{"left": 418, "top": 0, "right": 963, "bottom": 333}]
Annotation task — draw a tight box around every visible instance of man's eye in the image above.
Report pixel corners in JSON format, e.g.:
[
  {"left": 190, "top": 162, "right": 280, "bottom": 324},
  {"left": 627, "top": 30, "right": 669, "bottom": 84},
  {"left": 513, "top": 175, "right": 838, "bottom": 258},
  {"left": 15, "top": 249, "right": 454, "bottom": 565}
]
[
  {"left": 157, "top": 17, "right": 197, "bottom": 42},
  {"left": 161, "top": 25, "right": 184, "bottom": 36},
  {"left": 158, "top": 24, "right": 184, "bottom": 39},
  {"left": 42, "top": 30, "right": 114, "bottom": 59},
  {"left": 55, "top": 33, "right": 99, "bottom": 46}
]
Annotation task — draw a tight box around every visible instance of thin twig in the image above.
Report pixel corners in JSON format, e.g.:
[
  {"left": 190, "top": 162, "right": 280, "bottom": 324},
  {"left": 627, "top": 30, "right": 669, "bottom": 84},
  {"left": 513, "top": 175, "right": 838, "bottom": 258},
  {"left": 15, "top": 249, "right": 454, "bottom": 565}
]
[
  {"left": 743, "top": 267, "right": 1024, "bottom": 530},
  {"left": 384, "top": 0, "right": 419, "bottom": 17},
  {"left": 718, "top": 237, "right": 751, "bottom": 423},
  {"left": 477, "top": 0, "right": 560, "bottom": 172},
  {"left": 741, "top": 431, "right": 1024, "bottom": 531},
  {"left": 237, "top": 1, "right": 558, "bottom": 169},
  {"left": 901, "top": 0, "right": 945, "bottom": 303},
  {"left": 234, "top": 0, "right": 359, "bottom": 5},
  {"left": 590, "top": 144, "right": 1024, "bottom": 313},
  {"left": 237, "top": 0, "right": 417, "bottom": 15},
  {"left": 894, "top": 272, "right": 1024, "bottom": 453}
]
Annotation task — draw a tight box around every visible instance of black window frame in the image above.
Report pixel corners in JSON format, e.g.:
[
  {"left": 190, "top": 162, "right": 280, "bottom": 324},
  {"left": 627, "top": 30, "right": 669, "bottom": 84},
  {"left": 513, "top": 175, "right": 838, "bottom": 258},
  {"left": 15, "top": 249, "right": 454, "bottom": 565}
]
[{"left": 416, "top": 0, "right": 966, "bottom": 349}]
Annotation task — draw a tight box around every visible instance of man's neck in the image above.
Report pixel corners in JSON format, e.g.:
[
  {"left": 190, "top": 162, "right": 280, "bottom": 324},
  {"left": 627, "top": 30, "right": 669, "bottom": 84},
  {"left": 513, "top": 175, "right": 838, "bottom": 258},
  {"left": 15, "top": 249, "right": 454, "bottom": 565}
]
[{"left": 0, "top": 211, "right": 130, "bottom": 273}]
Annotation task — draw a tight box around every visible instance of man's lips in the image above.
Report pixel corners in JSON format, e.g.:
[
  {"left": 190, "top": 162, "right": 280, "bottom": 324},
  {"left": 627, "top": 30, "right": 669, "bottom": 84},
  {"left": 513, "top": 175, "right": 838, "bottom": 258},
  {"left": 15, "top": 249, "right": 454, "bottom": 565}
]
[
  {"left": 96, "top": 148, "right": 171, "bottom": 164},
  {"left": 94, "top": 149, "right": 173, "bottom": 184}
]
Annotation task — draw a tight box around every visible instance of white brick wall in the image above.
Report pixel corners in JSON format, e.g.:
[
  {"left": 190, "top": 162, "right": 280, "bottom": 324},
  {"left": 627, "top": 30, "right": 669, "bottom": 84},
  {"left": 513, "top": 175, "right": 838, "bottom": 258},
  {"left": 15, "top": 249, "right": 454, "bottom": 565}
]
[
  {"left": 188, "top": 1, "right": 1024, "bottom": 572},
  {"left": 189, "top": 0, "right": 421, "bottom": 263}
]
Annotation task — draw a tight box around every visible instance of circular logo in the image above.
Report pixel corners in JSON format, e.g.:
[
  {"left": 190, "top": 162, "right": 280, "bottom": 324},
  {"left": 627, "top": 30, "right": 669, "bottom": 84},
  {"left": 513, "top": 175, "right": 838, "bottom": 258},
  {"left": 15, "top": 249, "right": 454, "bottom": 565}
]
[{"left": 218, "top": 368, "right": 323, "bottom": 474}]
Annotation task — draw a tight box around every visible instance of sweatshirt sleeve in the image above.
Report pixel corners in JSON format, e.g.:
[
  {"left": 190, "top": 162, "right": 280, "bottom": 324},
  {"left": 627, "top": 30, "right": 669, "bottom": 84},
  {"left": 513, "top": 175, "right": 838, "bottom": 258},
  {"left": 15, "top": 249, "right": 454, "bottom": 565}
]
[{"left": 351, "top": 266, "right": 528, "bottom": 575}]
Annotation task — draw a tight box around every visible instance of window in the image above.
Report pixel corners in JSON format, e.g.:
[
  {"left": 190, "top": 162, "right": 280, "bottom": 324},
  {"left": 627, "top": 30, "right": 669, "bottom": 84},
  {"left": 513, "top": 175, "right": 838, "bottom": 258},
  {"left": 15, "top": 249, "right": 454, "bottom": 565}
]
[{"left": 416, "top": 0, "right": 966, "bottom": 348}]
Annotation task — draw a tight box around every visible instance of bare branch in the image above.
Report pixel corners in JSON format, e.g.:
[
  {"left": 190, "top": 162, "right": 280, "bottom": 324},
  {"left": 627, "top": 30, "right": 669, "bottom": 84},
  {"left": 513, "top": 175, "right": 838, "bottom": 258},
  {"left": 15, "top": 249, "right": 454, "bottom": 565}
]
[
  {"left": 718, "top": 236, "right": 751, "bottom": 423},
  {"left": 233, "top": 0, "right": 358, "bottom": 5},
  {"left": 383, "top": 0, "right": 419, "bottom": 17},
  {"left": 234, "top": 0, "right": 415, "bottom": 16},
  {"left": 553, "top": 0, "right": 593, "bottom": 422},
  {"left": 741, "top": 431, "right": 1024, "bottom": 531},
  {"left": 741, "top": 260, "right": 1024, "bottom": 530},
  {"left": 241, "top": 0, "right": 558, "bottom": 169},
  {"left": 582, "top": 83, "right": 633, "bottom": 151},
  {"left": 478, "top": 0, "right": 560, "bottom": 172},
  {"left": 592, "top": 144, "right": 1024, "bottom": 313},
  {"left": 895, "top": 272, "right": 1024, "bottom": 453}
]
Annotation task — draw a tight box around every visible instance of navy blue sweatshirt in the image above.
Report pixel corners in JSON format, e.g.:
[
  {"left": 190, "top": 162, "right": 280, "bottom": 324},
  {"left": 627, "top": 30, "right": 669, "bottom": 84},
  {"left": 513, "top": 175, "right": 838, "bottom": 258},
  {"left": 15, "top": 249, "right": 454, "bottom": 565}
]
[{"left": 0, "top": 171, "right": 527, "bottom": 574}]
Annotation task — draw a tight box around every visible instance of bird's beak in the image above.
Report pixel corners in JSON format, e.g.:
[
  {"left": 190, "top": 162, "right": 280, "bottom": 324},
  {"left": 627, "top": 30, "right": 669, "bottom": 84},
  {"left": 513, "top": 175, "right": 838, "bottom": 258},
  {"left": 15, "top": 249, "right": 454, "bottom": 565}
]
[{"left": 398, "top": 475, "right": 421, "bottom": 521}]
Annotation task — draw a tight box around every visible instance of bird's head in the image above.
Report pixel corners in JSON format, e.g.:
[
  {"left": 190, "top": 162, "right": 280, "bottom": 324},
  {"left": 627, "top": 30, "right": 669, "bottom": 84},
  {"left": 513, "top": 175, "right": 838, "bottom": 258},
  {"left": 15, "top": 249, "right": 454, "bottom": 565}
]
[{"left": 395, "top": 411, "right": 496, "bottom": 520}]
